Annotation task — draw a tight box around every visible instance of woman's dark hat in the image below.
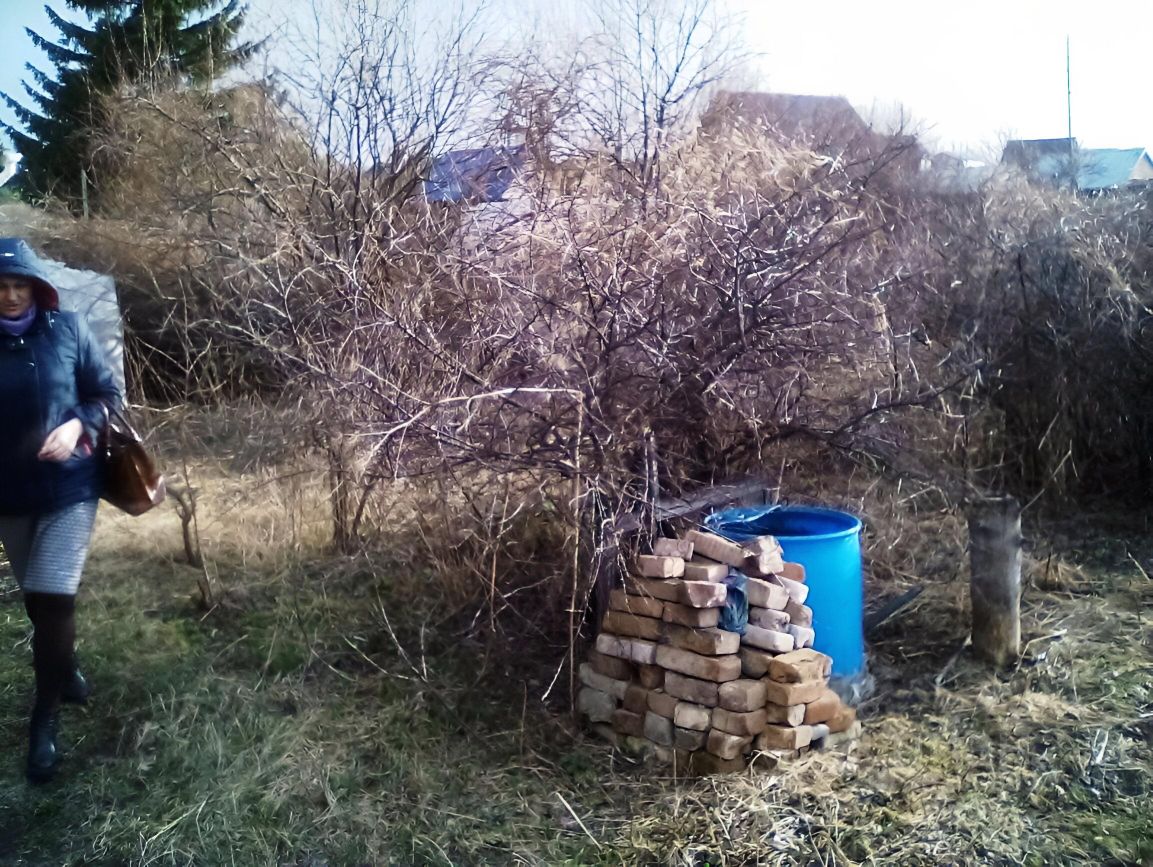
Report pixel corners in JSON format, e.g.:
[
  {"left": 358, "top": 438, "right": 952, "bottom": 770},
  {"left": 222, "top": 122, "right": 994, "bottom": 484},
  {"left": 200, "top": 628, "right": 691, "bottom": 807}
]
[{"left": 0, "top": 238, "right": 60, "bottom": 310}]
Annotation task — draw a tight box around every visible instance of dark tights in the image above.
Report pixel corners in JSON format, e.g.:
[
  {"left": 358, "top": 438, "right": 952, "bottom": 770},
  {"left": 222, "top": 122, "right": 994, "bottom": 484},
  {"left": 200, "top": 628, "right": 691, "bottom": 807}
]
[{"left": 23, "top": 592, "right": 76, "bottom": 715}]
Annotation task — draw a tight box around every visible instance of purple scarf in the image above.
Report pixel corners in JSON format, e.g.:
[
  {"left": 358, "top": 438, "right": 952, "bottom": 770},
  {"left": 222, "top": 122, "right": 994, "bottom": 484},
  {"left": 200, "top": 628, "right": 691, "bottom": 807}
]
[{"left": 0, "top": 306, "right": 37, "bottom": 337}]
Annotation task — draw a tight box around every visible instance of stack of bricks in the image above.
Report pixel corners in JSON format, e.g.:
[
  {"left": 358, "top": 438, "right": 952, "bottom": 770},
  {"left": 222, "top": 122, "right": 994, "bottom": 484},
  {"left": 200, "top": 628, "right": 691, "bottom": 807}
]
[{"left": 579, "top": 528, "right": 861, "bottom": 773}]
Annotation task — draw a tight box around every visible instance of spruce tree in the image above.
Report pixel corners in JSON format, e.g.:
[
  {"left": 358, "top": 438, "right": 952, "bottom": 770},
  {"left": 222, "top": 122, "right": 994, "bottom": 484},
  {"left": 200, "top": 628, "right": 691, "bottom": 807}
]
[{"left": 1, "top": 1, "right": 257, "bottom": 205}]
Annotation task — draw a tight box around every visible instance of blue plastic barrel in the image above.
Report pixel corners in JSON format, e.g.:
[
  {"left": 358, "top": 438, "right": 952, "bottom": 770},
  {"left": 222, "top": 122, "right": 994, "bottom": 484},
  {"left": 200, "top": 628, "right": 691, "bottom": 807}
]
[{"left": 704, "top": 505, "right": 864, "bottom": 677}]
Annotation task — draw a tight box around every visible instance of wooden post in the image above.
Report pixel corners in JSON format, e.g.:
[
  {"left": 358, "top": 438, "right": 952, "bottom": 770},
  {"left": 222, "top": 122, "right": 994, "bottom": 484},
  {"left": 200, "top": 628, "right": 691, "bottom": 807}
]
[{"left": 968, "top": 496, "right": 1022, "bottom": 667}]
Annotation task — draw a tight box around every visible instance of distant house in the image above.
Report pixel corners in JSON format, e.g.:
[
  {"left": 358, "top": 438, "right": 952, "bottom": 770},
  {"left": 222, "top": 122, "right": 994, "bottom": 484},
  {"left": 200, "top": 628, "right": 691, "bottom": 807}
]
[
  {"left": 999, "top": 138, "right": 1153, "bottom": 192},
  {"left": 423, "top": 145, "right": 527, "bottom": 204},
  {"left": 0, "top": 151, "right": 21, "bottom": 188},
  {"left": 699, "top": 91, "right": 923, "bottom": 174}
]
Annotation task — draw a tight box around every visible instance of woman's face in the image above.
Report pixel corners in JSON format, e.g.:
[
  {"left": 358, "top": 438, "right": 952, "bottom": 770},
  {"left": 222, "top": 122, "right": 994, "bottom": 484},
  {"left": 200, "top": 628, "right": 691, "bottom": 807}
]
[{"left": 0, "top": 276, "right": 34, "bottom": 319}]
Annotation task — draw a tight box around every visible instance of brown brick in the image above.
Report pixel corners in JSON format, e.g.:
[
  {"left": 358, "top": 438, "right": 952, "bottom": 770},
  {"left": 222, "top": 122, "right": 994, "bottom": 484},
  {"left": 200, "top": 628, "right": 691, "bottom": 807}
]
[
  {"left": 656, "top": 645, "right": 741, "bottom": 682},
  {"left": 828, "top": 704, "right": 858, "bottom": 733},
  {"left": 624, "top": 575, "right": 683, "bottom": 602},
  {"left": 748, "top": 606, "right": 790, "bottom": 631},
  {"left": 745, "top": 577, "right": 789, "bottom": 610},
  {"left": 637, "top": 664, "right": 664, "bottom": 689},
  {"left": 588, "top": 650, "right": 633, "bottom": 681},
  {"left": 647, "top": 689, "right": 678, "bottom": 719},
  {"left": 784, "top": 598, "right": 813, "bottom": 627},
  {"left": 741, "top": 624, "right": 795, "bottom": 653},
  {"left": 771, "top": 574, "right": 809, "bottom": 604},
  {"left": 674, "top": 726, "right": 707, "bottom": 751},
  {"left": 719, "top": 678, "right": 767, "bottom": 712},
  {"left": 767, "top": 649, "right": 832, "bottom": 684},
  {"left": 644, "top": 711, "right": 674, "bottom": 746},
  {"left": 664, "top": 672, "right": 720, "bottom": 706},
  {"left": 803, "top": 689, "right": 841, "bottom": 725},
  {"left": 662, "top": 602, "right": 721, "bottom": 628},
  {"left": 755, "top": 724, "right": 813, "bottom": 751},
  {"left": 787, "top": 624, "right": 815, "bottom": 649},
  {"left": 706, "top": 728, "right": 753, "bottom": 760},
  {"left": 653, "top": 537, "right": 694, "bottom": 559},
  {"left": 595, "top": 633, "right": 658, "bottom": 665},
  {"left": 578, "top": 663, "right": 629, "bottom": 698},
  {"left": 684, "top": 530, "right": 747, "bottom": 567},
  {"left": 739, "top": 647, "right": 777, "bottom": 678},
  {"left": 637, "top": 554, "right": 685, "bottom": 578},
  {"left": 712, "top": 707, "right": 768, "bottom": 736},
  {"left": 679, "top": 580, "right": 727, "bottom": 608},
  {"left": 673, "top": 701, "right": 712, "bottom": 731},
  {"left": 763, "top": 678, "right": 827, "bottom": 706},
  {"left": 765, "top": 702, "right": 806, "bottom": 726},
  {"left": 608, "top": 588, "right": 664, "bottom": 619},
  {"left": 602, "top": 610, "right": 663, "bottom": 641},
  {"left": 682, "top": 557, "right": 728, "bottom": 582},
  {"left": 780, "top": 562, "right": 806, "bottom": 583},
  {"left": 623, "top": 683, "right": 650, "bottom": 714},
  {"left": 688, "top": 751, "right": 747, "bottom": 775},
  {"left": 611, "top": 709, "right": 646, "bottom": 738},
  {"left": 577, "top": 688, "right": 616, "bottom": 723},
  {"left": 743, "top": 537, "right": 784, "bottom": 577},
  {"left": 663, "top": 624, "right": 740, "bottom": 656}
]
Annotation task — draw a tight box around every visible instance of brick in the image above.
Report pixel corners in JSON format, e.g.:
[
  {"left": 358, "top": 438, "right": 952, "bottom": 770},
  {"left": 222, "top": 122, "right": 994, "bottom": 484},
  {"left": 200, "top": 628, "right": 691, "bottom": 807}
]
[
  {"left": 719, "top": 678, "right": 767, "bottom": 712},
  {"left": 653, "top": 537, "right": 694, "bottom": 559},
  {"left": 602, "top": 610, "right": 663, "bottom": 641},
  {"left": 655, "top": 645, "right": 741, "bottom": 683},
  {"left": 595, "top": 633, "right": 658, "bottom": 665},
  {"left": 755, "top": 724, "right": 814, "bottom": 751},
  {"left": 743, "top": 536, "right": 784, "bottom": 577},
  {"left": 739, "top": 647, "right": 776, "bottom": 678},
  {"left": 608, "top": 588, "right": 664, "bottom": 619},
  {"left": 803, "top": 689, "right": 841, "bottom": 725},
  {"left": 578, "top": 663, "right": 629, "bottom": 699},
  {"left": 745, "top": 577, "right": 789, "bottom": 610},
  {"left": 771, "top": 574, "right": 809, "bottom": 604},
  {"left": 712, "top": 707, "right": 768, "bottom": 736},
  {"left": 706, "top": 729, "right": 753, "bottom": 760},
  {"left": 679, "top": 580, "right": 727, "bottom": 608},
  {"left": 662, "top": 602, "right": 721, "bottom": 628},
  {"left": 588, "top": 650, "right": 633, "bottom": 681},
  {"left": 688, "top": 751, "right": 747, "bottom": 775},
  {"left": 663, "top": 624, "right": 740, "bottom": 656},
  {"left": 822, "top": 719, "right": 862, "bottom": 746},
  {"left": 785, "top": 598, "right": 813, "bottom": 628},
  {"left": 787, "top": 624, "right": 815, "bottom": 649},
  {"left": 684, "top": 530, "right": 747, "bottom": 567},
  {"left": 828, "top": 704, "right": 858, "bottom": 733},
  {"left": 748, "top": 606, "right": 790, "bottom": 632},
  {"left": 637, "top": 664, "right": 664, "bottom": 689},
  {"left": 682, "top": 557, "right": 728, "bottom": 582},
  {"left": 767, "top": 649, "right": 832, "bottom": 684},
  {"left": 741, "top": 624, "right": 795, "bottom": 654},
  {"left": 674, "top": 726, "right": 707, "bottom": 751},
  {"left": 664, "top": 672, "right": 719, "bottom": 706},
  {"left": 644, "top": 711, "right": 674, "bottom": 746},
  {"left": 780, "top": 562, "right": 806, "bottom": 583},
  {"left": 765, "top": 702, "right": 806, "bottom": 726},
  {"left": 647, "top": 689, "right": 678, "bottom": 719},
  {"left": 636, "top": 554, "right": 685, "bottom": 579},
  {"left": 624, "top": 576, "right": 683, "bottom": 602},
  {"left": 763, "top": 678, "right": 827, "bottom": 706},
  {"left": 611, "top": 709, "right": 646, "bottom": 738},
  {"left": 623, "top": 683, "right": 650, "bottom": 714},
  {"left": 673, "top": 701, "right": 712, "bottom": 731},
  {"left": 577, "top": 687, "right": 616, "bottom": 723}
]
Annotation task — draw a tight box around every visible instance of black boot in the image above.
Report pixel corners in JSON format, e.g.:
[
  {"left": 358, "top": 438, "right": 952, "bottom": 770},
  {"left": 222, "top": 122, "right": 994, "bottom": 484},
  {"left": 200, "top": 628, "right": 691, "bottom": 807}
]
[
  {"left": 26, "top": 707, "right": 60, "bottom": 784},
  {"left": 60, "top": 664, "right": 91, "bottom": 705}
]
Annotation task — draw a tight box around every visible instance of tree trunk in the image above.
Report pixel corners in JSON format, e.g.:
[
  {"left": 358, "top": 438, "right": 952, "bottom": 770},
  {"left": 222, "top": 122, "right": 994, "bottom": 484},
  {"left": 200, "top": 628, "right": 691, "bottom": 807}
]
[{"left": 968, "top": 496, "right": 1022, "bottom": 667}]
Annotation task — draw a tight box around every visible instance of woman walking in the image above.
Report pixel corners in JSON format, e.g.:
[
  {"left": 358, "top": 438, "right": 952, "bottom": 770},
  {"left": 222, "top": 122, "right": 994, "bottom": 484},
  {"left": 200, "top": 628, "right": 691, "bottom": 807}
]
[{"left": 0, "top": 237, "right": 120, "bottom": 783}]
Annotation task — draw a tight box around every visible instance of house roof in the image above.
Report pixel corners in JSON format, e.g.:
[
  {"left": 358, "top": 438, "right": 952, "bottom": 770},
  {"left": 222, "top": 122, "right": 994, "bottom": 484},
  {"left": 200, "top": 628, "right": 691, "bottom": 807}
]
[
  {"left": 1077, "top": 148, "right": 1152, "bottom": 190},
  {"left": 424, "top": 146, "right": 526, "bottom": 203},
  {"left": 999, "top": 139, "right": 1152, "bottom": 190}
]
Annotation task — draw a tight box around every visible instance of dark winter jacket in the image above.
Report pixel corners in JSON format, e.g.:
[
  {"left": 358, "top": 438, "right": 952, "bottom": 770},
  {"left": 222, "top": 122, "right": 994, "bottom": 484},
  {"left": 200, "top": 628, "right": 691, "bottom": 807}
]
[{"left": 0, "top": 240, "right": 122, "bottom": 514}]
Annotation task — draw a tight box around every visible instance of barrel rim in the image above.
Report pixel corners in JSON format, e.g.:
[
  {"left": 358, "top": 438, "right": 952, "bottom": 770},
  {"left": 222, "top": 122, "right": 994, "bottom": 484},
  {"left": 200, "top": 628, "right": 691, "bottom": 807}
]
[{"left": 705, "top": 504, "right": 862, "bottom": 542}]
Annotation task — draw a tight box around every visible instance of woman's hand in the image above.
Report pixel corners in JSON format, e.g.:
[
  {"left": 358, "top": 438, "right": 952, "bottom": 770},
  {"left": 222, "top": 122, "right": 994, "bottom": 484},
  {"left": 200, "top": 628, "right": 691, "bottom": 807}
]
[{"left": 38, "top": 418, "right": 84, "bottom": 462}]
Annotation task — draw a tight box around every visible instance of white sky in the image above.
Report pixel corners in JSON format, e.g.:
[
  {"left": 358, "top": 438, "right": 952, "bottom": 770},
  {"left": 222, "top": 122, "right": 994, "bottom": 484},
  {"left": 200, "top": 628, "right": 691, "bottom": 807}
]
[{"left": 2, "top": 0, "right": 1151, "bottom": 159}]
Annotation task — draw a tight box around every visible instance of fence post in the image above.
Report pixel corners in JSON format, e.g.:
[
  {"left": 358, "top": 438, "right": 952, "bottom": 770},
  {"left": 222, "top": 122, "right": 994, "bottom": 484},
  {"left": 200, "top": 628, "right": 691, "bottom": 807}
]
[{"left": 968, "top": 496, "right": 1022, "bottom": 667}]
